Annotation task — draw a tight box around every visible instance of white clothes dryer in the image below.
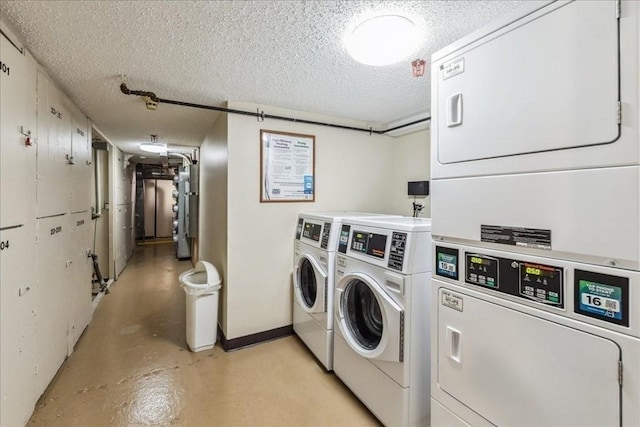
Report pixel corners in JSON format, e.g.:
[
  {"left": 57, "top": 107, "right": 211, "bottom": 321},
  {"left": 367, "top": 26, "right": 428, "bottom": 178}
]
[
  {"left": 333, "top": 217, "right": 431, "bottom": 427},
  {"left": 293, "top": 212, "right": 398, "bottom": 371}
]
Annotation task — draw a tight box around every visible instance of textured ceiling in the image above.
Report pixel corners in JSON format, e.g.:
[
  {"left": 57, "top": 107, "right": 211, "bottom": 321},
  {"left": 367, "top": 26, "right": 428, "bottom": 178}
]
[{"left": 1, "top": 0, "right": 524, "bottom": 154}]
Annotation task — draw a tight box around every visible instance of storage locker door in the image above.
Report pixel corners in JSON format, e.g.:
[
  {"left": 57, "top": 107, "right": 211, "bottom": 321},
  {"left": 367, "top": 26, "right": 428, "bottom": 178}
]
[
  {"left": 67, "top": 212, "right": 92, "bottom": 354},
  {"left": 70, "top": 108, "right": 91, "bottom": 213},
  {"left": 36, "top": 74, "right": 72, "bottom": 217},
  {"left": 35, "top": 216, "right": 69, "bottom": 394},
  {"left": 0, "top": 36, "right": 37, "bottom": 227},
  {"left": 436, "top": 286, "right": 620, "bottom": 427},
  {"left": 0, "top": 226, "right": 37, "bottom": 427},
  {"left": 435, "top": 1, "right": 619, "bottom": 164}
]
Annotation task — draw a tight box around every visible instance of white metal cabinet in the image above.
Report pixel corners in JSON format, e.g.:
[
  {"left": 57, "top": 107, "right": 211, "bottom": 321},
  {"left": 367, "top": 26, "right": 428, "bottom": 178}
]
[
  {"left": 0, "top": 226, "right": 37, "bottom": 427},
  {"left": 35, "top": 215, "right": 69, "bottom": 394},
  {"left": 36, "top": 71, "right": 72, "bottom": 218},
  {"left": 435, "top": 286, "right": 621, "bottom": 427},
  {"left": 67, "top": 212, "right": 92, "bottom": 354},
  {"left": 0, "top": 34, "right": 37, "bottom": 228},
  {"left": 70, "top": 105, "right": 91, "bottom": 214}
]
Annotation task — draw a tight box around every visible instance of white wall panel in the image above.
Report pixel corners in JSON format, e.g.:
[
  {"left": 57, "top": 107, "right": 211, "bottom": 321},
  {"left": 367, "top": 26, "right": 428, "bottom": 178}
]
[
  {"left": 0, "top": 35, "right": 37, "bottom": 228},
  {"left": 393, "top": 130, "right": 430, "bottom": 218}
]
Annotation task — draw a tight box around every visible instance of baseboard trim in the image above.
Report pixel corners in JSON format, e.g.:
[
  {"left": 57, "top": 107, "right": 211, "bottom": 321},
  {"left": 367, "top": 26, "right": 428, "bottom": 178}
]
[{"left": 218, "top": 324, "right": 294, "bottom": 352}]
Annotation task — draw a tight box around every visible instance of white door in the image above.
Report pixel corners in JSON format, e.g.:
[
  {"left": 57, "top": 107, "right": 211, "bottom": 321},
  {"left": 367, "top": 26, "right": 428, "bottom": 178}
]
[
  {"left": 70, "top": 108, "right": 91, "bottom": 213},
  {"left": 434, "top": 0, "right": 619, "bottom": 165},
  {"left": 37, "top": 73, "right": 72, "bottom": 217},
  {"left": 143, "top": 179, "right": 156, "bottom": 238},
  {"left": 35, "top": 216, "right": 69, "bottom": 395},
  {"left": 294, "top": 254, "right": 326, "bottom": 313},
  {"left": 0, "top": 35, "right": 37, "bottom": 228},
  {"left": 67, "top": 212, "right": 92, "bottom": 354},
  {"left": 0, "top": 226, "right": 37, "bottom": 427},
  {"left": 336, "top": 273, "right": 403, "bottom": 362},
  {"left": 436, "top": 286, "right": 621, "bottom": 427}
]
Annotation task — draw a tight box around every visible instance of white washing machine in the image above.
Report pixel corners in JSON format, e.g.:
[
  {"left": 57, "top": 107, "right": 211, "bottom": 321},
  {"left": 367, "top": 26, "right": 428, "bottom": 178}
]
[
  {"left": 293, "top": 212, "right": 398, "bottom": 371},
  {"left": 333, "top": 217, "right": 431, "bottom": 427}
]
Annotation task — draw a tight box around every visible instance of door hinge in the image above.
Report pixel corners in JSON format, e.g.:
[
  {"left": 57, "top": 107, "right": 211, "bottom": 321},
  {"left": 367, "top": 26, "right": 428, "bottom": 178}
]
[
  {"left": 616, "top": 0, "right": 621, "bottom": 19},
  {"left": 617, "top": 102, "right": 622, "bottom": 125},
  {"left": 618, "top": 360, "right": 623, "bottom": 386}
]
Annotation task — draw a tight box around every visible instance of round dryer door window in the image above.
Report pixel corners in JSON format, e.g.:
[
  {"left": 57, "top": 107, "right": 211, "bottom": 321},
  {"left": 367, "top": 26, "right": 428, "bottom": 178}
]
[
  {"left": 343, "top": 279, "right": 382, "bottom": 350},
  {"left": 298, "top": 258, "right": 317, "bottom": 308}
]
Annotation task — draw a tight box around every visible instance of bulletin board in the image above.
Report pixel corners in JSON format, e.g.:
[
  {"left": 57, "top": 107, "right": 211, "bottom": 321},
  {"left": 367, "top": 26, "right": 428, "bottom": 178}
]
[{"left": 260, "top": 129, "right": 315, "bottom": 202}]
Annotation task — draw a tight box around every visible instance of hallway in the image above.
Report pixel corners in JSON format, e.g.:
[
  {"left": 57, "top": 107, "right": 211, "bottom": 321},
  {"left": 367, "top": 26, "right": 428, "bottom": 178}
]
[{"left": 28, "top": 244, "right": 379, "bottom": 426}]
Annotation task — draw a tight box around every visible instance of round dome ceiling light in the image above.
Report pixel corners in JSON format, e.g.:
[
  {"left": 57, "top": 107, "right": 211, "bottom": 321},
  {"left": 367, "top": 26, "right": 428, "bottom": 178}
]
[{"left": 345, "top": 15, "right": 421, "bottom": 66}]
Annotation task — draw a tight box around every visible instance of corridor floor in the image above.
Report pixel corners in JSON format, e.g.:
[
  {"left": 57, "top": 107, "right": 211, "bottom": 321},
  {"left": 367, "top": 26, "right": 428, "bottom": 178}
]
[{"left": 28, "top": 243, "right": 379, "bottom": 426}]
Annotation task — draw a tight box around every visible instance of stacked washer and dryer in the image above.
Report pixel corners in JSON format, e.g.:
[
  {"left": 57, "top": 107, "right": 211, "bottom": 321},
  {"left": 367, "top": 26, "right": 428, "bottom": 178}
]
[{"left": 430, "top": 1, "right": 639, "bottom": 426}]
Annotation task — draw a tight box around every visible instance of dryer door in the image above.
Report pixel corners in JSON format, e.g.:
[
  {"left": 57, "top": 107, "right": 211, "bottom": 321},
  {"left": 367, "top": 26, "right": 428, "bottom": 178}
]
[
  {"left": 336, "top": 273, "right": 404, "bottom": 362},
  {"left": 294, "top": 255, "right": 327, "bottom": 314},
  {"left": 435, "top": 285, "right": 621, "bottom": 427}
]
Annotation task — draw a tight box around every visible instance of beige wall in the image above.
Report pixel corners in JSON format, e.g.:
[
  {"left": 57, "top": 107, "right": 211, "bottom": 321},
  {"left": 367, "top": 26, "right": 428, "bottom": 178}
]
[
  {"left": 198, "top": 113, "right": 229, "bottom": 333},
  {"left": 393, "top": 129, "right": 431, "bottom": 217},
  {"left": 224, "top": 102, "right": 397, "bottom": 339},
  {"left": 199, "top": 103, "right": 431, "bottom": 340}
]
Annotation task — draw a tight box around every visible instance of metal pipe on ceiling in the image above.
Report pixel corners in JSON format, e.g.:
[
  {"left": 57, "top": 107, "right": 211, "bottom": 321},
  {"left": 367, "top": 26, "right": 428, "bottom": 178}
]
[{"left": 119, "top": 83, "right": 430, "bottom": 135}]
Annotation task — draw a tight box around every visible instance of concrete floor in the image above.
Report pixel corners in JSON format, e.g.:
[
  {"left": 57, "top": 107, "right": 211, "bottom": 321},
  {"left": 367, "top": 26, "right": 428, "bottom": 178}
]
[{"left": 28, "top": 243, "right": 380, "bottom": 426}]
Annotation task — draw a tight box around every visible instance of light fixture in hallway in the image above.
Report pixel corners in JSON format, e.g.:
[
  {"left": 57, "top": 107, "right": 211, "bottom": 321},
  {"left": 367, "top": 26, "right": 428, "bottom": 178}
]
[{"left": 140, "top": 134, "right": 167, "bottom": 154}]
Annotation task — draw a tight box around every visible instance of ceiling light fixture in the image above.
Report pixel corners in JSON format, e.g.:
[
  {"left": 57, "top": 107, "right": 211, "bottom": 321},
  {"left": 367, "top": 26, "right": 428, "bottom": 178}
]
[
  {"left": 140, "top": 134, "right": 167, "bottom": 154},
  {"left": 345, "top": 15, "right": 421, "bottom": 66}
]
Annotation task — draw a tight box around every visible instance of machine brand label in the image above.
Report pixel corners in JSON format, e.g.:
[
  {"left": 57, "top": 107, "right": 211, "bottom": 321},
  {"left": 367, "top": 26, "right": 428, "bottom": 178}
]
[
  {"left": 481, "top": 225, "right": 551, "bottom": 250},
  {"left": 442, "top": 290, "right": 463, "bottom": 312},
  {"left": 442, "top": 57, "right": 464, "bottom": 80},
  {"left": 337, "top": 255, "right": 347, "bottom": 268}
]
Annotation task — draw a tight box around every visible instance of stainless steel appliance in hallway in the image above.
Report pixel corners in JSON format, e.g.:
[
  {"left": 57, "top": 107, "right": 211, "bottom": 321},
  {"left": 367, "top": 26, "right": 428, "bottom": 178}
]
[{"left": 28, "top": 243, "right": 379, "bottom": 426}]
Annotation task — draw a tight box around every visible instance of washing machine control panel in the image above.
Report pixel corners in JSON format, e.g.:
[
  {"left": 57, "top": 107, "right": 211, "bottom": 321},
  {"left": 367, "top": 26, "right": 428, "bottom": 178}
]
[
  {"left": 388, "top": 232, "right": 407, "bottom": 271},
  {"left": 442, "top": 247, "right": 565, "bottom": 308},
  {"left": 350, "top": 230, "right": 387, "bottom": 259},
  {"left": 295, "top": 218, "right": 304, "bottom": 240},
  {"left": 320, "top": 222, "right": 331, "bottom": 249},
  {"left": 463, "top": 251, "right": 564, "bottom": 308},
  {"left": 302, "top": 221, "right": 322, "bottom": 242}
]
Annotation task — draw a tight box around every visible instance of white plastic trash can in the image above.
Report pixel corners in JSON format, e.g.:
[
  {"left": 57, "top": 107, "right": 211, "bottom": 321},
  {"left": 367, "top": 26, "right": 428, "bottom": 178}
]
[{"left": 179, "top": 261, "right": 222, "bottom": 352}]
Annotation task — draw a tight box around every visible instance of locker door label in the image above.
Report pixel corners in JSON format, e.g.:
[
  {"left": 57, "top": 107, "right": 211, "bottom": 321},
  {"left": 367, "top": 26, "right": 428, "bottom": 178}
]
[
  {"left": 0, "top": 61, "right": 10, "bottom": 76},
  {"left": 50, "top": 107, "right": 62, "bottom": 119},
  {"left": 0, "top": 240, "right": 9, "bottom": 251},
  {"left": 441, "top": 57, "right": 464, "bottom": 80}
]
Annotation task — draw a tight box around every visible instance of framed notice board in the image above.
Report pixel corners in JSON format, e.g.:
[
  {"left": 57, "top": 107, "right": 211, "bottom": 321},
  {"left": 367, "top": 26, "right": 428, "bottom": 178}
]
[{"left": 260, "top": 129, "right": 315, "bottom": 202}]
